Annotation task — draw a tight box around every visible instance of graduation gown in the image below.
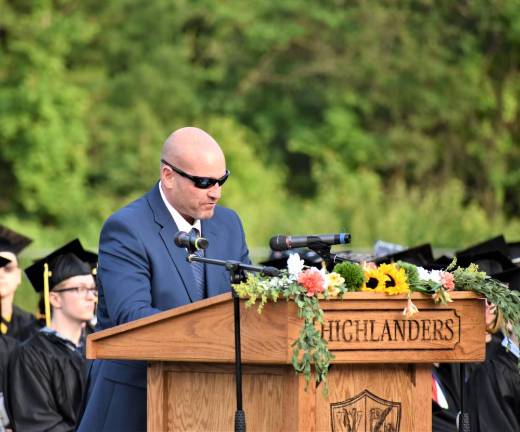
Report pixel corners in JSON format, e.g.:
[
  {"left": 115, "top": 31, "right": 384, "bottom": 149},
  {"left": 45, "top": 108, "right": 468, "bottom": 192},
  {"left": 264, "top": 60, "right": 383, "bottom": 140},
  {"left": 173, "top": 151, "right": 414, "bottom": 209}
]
[
  {"left": 6, "top": 330, "right": 88, "bottom": 432},
  {"left": 0, "top": 335, "right": 17, "bottom": 429},
  {"left": 432, "top": 335, "right": 502, "bottom": 432},
  {"left": 2, "top": 305, "right": 39, "bottom": 341},
  {"left": 0, "top": 306, "right": 38, "bottom": 399},
  {"left": 0, "top": 335, "right": 17, "bottom": 392},
  {"left": 432, "top": 363, "right": 461, "bottom": 432},
  {"left": 466, "top": 338, "right": 520, "bottom": 432}
]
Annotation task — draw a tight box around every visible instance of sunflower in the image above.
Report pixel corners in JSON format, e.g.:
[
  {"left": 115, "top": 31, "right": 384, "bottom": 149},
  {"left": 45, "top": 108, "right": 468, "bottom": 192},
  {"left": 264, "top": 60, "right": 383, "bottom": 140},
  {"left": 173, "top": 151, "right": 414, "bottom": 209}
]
[
  {"left": 378, "top": 263, "right": 410, "bottom": 295},
  {"left": 361, "top": 268, "right": 388, "bottom": 293}
]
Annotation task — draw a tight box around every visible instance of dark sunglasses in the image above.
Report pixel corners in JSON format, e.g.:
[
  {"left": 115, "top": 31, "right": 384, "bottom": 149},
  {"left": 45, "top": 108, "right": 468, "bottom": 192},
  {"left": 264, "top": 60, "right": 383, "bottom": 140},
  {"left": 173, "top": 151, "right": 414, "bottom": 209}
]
[{"left": 161, "top": 159, "right": 230, "bottom": 189}]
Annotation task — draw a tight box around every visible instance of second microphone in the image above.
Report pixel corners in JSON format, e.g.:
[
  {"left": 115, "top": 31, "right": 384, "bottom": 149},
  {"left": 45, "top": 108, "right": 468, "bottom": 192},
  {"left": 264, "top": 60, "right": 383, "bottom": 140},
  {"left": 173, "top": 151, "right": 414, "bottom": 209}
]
[{"left": 269, "top": 233, "right": 351, "bottom": 251}]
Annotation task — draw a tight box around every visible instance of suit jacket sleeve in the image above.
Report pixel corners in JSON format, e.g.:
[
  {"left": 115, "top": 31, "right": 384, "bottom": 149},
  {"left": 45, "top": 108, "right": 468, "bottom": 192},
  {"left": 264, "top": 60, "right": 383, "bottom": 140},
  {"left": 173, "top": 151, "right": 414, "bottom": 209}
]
[
  {"left": 236, "top": 211, "right": 251, "bottom": 265},
  {"left": 98, "top": 214, "right": 162, "bottom": 326}
]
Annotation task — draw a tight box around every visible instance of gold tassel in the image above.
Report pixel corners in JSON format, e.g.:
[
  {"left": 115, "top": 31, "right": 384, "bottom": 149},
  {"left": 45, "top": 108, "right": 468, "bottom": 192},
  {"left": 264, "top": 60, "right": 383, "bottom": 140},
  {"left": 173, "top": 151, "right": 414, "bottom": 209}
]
[{"left": 43, "top": 263, "right": 52, "bottom": 327}]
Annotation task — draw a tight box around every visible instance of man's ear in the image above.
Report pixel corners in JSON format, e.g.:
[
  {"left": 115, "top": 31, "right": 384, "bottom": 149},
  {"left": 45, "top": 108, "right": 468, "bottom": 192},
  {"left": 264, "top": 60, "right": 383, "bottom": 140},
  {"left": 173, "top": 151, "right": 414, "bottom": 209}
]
[
  {"left": 161, "top": 165, "right": 175, "bottom": 188},
  {"left": 49, "top": 291, "right": 62, "bottom": 309}
]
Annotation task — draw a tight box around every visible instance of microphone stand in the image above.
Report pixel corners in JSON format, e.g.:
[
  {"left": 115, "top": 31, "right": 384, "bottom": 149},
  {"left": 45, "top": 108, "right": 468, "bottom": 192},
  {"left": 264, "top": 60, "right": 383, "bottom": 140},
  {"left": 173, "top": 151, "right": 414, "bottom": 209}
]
[
  {"left": 305, "top": 242, "right": 356, "bottom": 269},
  {"left": 186, "top": 253, "right": 279, "bottom": 432},
  {"left": 459, "top": 363, "right": 470, "bottom": 432}
]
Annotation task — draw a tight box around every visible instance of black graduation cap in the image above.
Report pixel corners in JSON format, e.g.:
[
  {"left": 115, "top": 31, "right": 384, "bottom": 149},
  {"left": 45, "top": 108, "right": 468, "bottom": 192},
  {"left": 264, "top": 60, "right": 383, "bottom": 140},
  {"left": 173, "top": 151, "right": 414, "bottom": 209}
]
[
  {"left": 0, "top": 225, "right": 32, "bottom": 255},
  {"left": 434, "top": 255, "right": 454, "bottom": 267},
  {"left": 25, "top": 239, "right": 98, "bottom": 293},
  {"left": 375, "top": 244, "right": 434, "bottom": 267},
  {"left": 493, "top": 267, "right": 520, "bottom": 291},
  {"left": 260, "top": 248, "right": 323, "bottom": 270},
  {"left": 507, "top": 241, "right": 520, "bottom": 265},
  {"left": 25, "top": 239, "right": 97, "bottom": 327},
  {"left": 0, "top": 256, "right": 10, "bottom": 268},
  {"left": 456, "top": 250, "right": 516, "bottom": 276},
  {"left": 456, "top": 235, "right": 511, "bottom": 259}
]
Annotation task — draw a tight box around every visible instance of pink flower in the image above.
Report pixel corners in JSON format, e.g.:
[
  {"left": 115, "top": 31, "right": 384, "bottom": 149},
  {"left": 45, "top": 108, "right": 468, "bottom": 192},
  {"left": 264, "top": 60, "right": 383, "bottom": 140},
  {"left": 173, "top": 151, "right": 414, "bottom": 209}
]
[
  {"left": 402, "top": 298, "right": 419, "bottom": 318},
  {"left": 362, "top": 261, "right": 377, "bottom": 271},
  {"left": 432, "top": 288, "right": 453, "bottom": 305},
  {"left": 440, "top": 272, "right": 455, "bottom": 291},
  {"left": 298, "top": 268, "right": 325, "bottom": 297}
]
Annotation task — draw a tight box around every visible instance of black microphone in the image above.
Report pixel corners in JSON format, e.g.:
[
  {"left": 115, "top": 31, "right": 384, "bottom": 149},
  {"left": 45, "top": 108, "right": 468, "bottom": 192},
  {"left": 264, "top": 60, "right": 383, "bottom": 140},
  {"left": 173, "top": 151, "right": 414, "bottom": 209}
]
[
  {"left": 174, "top": 231, "right": 209, "bottom": 251},
  {"left": 269, "top": 233, "right": 351, "bottom": 251}
]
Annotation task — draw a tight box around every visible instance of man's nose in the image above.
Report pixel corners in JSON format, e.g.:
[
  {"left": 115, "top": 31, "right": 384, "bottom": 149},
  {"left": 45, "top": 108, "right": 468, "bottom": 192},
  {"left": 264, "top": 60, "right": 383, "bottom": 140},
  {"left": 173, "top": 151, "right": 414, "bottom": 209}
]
[{"left": 207, "top": 183, "right": 222, "bottom": 200}]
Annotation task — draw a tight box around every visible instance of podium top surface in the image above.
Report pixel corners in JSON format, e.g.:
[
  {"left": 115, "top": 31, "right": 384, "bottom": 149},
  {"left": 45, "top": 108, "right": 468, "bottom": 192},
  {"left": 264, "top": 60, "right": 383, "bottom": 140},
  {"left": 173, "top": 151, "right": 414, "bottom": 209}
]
[{"left": 87, "top": 291, "right": 486, "bottom": 364}]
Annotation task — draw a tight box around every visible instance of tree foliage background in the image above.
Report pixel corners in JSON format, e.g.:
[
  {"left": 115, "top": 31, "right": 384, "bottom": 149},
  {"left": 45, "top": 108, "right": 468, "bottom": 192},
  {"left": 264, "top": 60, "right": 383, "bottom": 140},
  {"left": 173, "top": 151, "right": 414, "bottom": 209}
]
[{"left": 1, "top": 0, "right": 519, "bottom": 269}]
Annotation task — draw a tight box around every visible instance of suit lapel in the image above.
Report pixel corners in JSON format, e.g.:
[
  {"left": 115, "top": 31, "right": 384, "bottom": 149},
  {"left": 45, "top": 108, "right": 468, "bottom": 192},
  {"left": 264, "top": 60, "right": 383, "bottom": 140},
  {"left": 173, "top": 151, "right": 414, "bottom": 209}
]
[
  {"left": 146, "top": 183, "right": 198, "bottom": 303},
  {"left": 201, "top": 217, "right": 229, "bottom": 297}
]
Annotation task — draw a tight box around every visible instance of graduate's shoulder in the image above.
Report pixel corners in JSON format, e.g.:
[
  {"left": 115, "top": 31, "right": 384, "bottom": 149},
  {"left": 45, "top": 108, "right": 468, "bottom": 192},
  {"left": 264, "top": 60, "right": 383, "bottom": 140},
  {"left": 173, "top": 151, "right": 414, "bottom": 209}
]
[
  {"left": 12, "top": 331, "right": 63, "bottom": 361},
  {"left": 11, "top": 305, "right": 39, "bottom": 334},
  {"left": 12, "top": 305, "right": 35, "bottom": 322}
]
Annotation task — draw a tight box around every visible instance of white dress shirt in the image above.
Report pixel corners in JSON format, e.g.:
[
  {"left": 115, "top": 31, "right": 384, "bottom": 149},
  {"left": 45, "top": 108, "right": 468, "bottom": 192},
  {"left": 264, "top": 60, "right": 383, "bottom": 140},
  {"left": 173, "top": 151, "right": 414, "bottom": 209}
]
[{"left": 159, "top": 182, "right": 202, "bottom": 234}]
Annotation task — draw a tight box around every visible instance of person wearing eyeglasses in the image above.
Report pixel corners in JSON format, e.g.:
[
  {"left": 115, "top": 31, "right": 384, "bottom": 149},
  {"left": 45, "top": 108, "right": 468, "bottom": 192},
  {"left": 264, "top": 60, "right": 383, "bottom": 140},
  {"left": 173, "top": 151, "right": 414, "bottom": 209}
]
[
  {"left": 78, "top": 127, "right": 250, "bottom": 432},
  {"left": 5, "top": 240, "right": 97, "bottom": 432}
]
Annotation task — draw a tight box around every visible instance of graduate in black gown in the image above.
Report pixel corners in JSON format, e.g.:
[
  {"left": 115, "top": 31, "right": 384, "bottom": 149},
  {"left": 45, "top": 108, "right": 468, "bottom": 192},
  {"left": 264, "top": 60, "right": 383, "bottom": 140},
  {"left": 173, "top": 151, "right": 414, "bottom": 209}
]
[
  {"left": 466, "top": 331, "right": 520, "bottom": 432},
  {"left": 432, "top": 362, "right": 462, "bottom": 432},
  {"left": 0, "top": 256, "right": 17, "bottom": 429},
  {"left": 5, "top": 240, "right": 97, "bottom": 432},
  {"left": 431, "top": 238, "right": 520, "bottom": 432},
  {"left": 0, "top": 334, "right": 16, "bottom": 429},
  {"left": 465, "top": 266, "right": 520, "bottom": 432},
  {"left": 0, "top": 225, "right": 38, "bottom": 342},
  {"left": 0, "top": 227, "right": 38, "bottom": 431}
]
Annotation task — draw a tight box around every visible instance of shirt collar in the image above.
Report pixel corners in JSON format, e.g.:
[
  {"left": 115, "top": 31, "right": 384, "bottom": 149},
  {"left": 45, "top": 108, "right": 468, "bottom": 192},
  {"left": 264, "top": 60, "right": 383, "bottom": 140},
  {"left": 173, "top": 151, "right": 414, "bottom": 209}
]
[
  {"left": 159, "top": 181, "right": 201, "bottom": 234},
  {"left": 502, "top": 336, "right": 520, "bottom": 359},
  {"left": 40, "top": 327, "right": 82, "bottom": 352}
]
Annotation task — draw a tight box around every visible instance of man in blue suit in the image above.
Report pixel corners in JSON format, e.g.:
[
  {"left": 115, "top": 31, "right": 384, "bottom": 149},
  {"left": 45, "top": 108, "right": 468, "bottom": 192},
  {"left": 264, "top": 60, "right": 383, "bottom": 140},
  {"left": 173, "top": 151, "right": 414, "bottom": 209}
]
[{"left": 78, "top": 127, "right": 250, "bottom": 431}]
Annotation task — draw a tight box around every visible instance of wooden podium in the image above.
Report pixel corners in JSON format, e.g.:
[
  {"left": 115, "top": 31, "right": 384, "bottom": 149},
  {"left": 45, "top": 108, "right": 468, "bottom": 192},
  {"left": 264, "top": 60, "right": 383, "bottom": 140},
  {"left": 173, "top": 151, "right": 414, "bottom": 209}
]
[{"left": 87, "top": 292, "right": 486, "bottom": 431}]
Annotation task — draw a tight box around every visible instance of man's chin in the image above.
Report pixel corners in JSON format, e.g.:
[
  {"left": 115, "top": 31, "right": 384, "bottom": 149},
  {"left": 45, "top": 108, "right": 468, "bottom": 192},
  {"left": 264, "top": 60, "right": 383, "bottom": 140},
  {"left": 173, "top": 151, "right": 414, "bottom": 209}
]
[{"left": 198, "top": 208, "right": 216, "bottom": 220}]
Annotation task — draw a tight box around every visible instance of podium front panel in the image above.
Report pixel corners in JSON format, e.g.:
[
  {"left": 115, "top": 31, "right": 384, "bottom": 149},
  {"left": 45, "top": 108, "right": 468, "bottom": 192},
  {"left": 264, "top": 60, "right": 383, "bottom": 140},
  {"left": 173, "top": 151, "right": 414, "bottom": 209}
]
[{"left": 147, "top": 362, "right": 431, "bottom": 431}]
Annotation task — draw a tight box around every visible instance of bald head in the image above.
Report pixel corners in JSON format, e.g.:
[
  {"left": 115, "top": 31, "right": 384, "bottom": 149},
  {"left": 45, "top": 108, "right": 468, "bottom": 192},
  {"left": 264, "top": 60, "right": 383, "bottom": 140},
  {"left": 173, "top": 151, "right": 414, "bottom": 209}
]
[
  {"left": 161, "top": 127, "right": 225, "bottom": 170},
  {"left": 160, "top": 127, "right": 227, "bottom": 223}
]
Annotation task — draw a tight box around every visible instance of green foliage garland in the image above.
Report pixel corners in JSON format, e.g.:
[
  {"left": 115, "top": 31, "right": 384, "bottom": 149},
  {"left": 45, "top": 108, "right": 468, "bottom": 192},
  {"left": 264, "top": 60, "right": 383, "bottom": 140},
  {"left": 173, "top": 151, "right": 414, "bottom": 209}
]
[
  {"left": 332, "top": 261, "right": 365, "bottom": 291},
  {"left": 234, "top": 256, "right": 520, "bottom": 394}
]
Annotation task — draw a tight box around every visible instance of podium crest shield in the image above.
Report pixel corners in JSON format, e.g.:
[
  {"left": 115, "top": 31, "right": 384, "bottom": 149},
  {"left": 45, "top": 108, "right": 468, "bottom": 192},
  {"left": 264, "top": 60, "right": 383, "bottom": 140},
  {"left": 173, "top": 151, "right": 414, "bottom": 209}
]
[{"left": 330, "top": 389, "right": 401, "bottom": 432}]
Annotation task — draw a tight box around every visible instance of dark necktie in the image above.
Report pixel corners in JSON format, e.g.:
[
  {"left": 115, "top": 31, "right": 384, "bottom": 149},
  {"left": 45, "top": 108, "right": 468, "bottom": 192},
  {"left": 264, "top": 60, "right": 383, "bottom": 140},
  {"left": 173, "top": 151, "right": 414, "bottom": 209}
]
[{"left": 189, "top": 227, "right": 206, "bottom": 300}]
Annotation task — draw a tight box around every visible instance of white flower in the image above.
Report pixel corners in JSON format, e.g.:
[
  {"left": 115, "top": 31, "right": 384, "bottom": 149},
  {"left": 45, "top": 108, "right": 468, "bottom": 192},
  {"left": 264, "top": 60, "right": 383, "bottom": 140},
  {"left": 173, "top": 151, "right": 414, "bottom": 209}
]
[
  {"left": 268, "top": 277, "right": 281, "bottom": 288},
  {"left": 417, "top": 267, "right": 442, "bottom": 284},
  {"left": 429, "top": 270, "right": 442, "bottom": 284},
  {"left": 287, "top": 253, "right": 305, "bottom": 277},
  {"left": 417, "top": 266, "right": 430, "bottom": 281}
]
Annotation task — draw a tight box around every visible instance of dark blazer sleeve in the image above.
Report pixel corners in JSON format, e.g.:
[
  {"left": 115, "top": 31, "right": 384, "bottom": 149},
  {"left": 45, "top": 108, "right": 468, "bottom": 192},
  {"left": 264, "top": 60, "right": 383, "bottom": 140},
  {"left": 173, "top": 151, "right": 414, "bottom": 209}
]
[
  {"left": 235, "top": 210, "right": 251, "bottom": 265},
  {"left": 98, "top": 213, "right": 162, "bottom": 326}
]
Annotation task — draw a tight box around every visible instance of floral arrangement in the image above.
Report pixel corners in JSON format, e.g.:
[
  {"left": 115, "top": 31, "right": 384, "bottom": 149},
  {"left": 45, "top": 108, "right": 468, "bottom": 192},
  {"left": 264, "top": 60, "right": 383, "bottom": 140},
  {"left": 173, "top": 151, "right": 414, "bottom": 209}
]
[{"left": 233, "top": 254, "right": 520, "bottom": 394}]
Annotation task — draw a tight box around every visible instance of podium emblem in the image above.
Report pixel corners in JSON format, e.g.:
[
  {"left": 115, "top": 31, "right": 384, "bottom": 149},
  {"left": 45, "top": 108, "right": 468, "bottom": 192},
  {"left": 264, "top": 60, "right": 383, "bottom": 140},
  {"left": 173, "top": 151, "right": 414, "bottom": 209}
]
[{"left": 330, "top": 389, "right": 401, "bottom": 432}]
